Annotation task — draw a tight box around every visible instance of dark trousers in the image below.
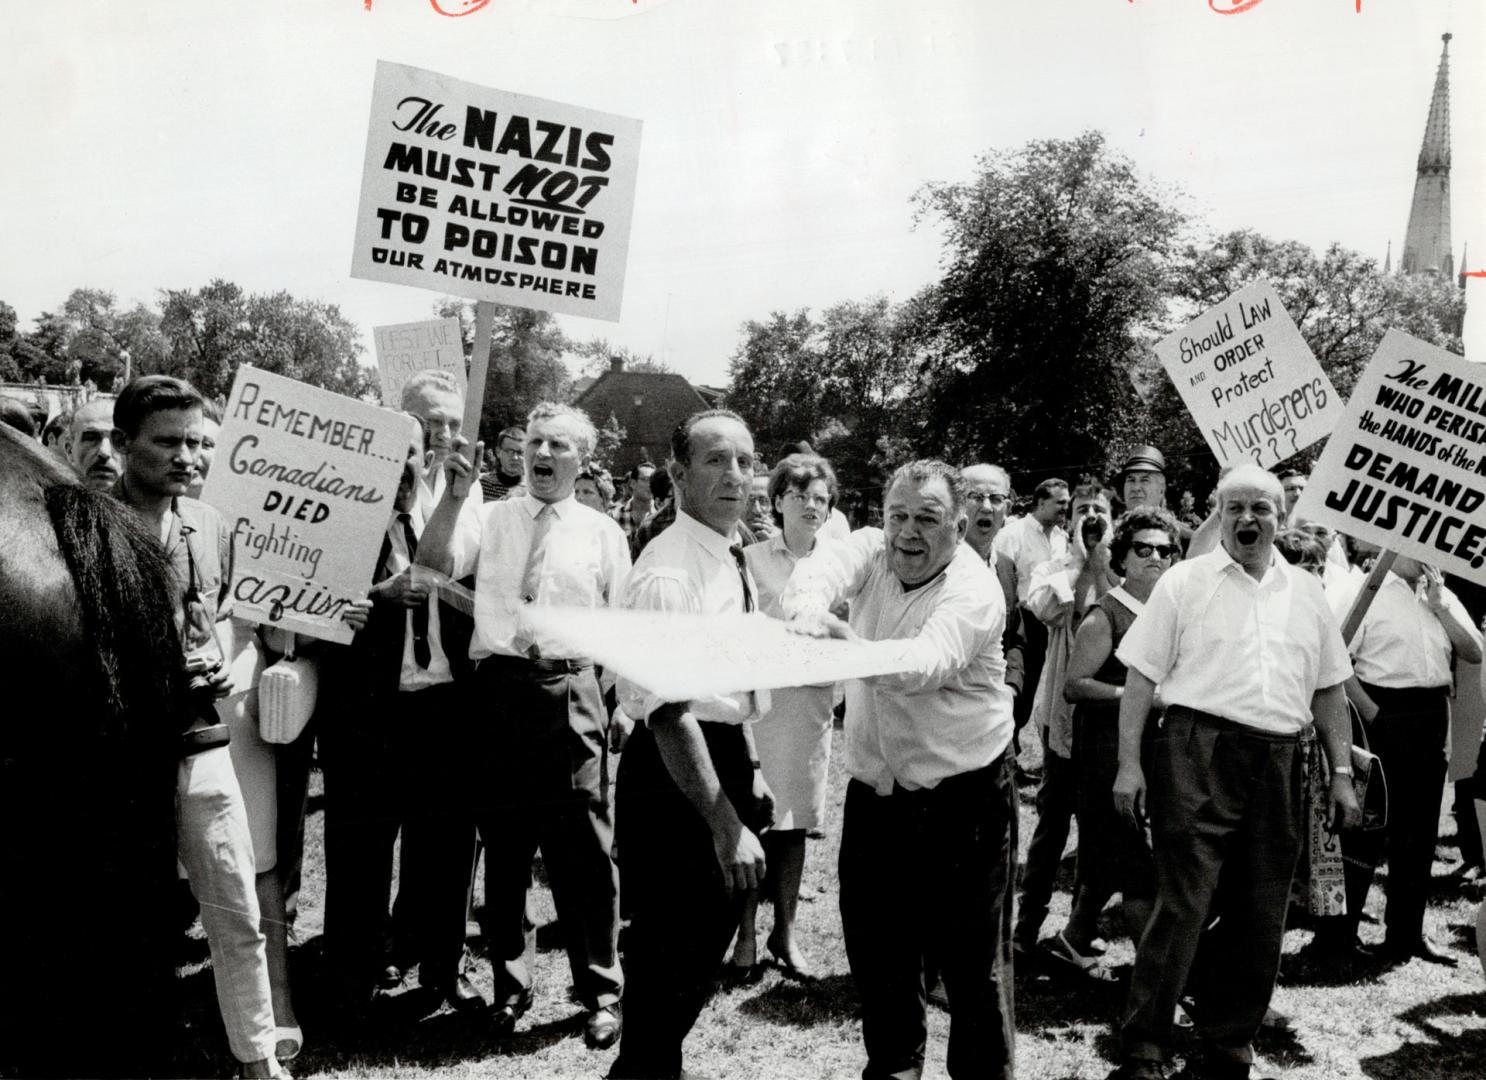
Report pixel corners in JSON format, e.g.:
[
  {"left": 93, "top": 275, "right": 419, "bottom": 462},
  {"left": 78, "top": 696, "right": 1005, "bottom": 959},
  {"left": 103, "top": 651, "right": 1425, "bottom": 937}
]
[
  {"left": 1013, "top": 727, "right": 1075, "bottom": 945},
  {"left": 839, "top": 754, "right": 1017, "bottom": 1080},
  {"left": 1012, "top": 611, "right": 1049, "bottom": 736},
  {"left": 1334, "top": 685, "right": 1450, "bottom": 947},
  {"left": 322, "top": 681, "right": 475, "bottom": 996},
  {"left": 471, "top": 656, "right": 622, "bottom": 1011},
  {"left": 609, "top": 721, "right": 761, "bottom": 1080},
  {"left": 1121, "top": 709, "right": 1303, "bottom": 1069}
]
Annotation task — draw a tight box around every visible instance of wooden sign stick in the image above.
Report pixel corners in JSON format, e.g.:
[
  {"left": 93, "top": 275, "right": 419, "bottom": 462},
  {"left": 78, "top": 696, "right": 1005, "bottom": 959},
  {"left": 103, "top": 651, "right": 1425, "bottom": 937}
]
[
  {"left": 464, "top": 300, "right": 496, "bottom": 446},
  {"left": 1339, "top": 548, "right": 1398, "bottom": 646}
]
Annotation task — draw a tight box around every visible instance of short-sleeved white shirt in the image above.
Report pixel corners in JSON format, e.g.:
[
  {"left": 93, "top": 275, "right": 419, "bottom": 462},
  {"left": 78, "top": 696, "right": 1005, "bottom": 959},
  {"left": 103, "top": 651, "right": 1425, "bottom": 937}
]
[{"left": 1116, "top": 546, "right": 1352, "bottom": 735}]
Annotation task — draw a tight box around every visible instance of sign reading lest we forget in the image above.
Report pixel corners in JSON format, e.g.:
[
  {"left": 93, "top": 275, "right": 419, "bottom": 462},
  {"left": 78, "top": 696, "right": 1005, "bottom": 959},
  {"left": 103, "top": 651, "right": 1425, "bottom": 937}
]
[
  {"left": 1156, "top": 279, "right": 1342, "bottom": 469},
  {"left": 201, "top": 366, "right": 418, "bottom": 644},
  {"left": 374, "top": 316, "right": 466, "bottom": 407},
  {"left": 1295, "top": 330, "right": 1486, "bottom": 589},
  {"left": 351, "top": 60, "right": 642, "bottom": 321}
]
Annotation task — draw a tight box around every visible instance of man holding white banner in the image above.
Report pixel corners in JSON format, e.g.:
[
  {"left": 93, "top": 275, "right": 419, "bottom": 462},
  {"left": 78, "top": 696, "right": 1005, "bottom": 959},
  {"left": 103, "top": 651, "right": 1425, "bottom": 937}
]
[
  {"left": 781, "top": 459, "right": 1016, "bottom": 1080},
  {"left": 418, "top": 401, "right": 629, "bottom": 1050},
  {"left": 606, "top": 409, "right": 775, "bottom": 1080}
]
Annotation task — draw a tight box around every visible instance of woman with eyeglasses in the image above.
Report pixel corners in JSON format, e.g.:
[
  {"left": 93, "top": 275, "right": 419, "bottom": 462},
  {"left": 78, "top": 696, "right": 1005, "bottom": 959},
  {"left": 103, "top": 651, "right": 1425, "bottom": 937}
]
[
  {"left": 1053, "top": 507, "right": 1184, "bottom": 977},
  {"left": 731, "top": 453, "right": 842, "bottom": 980}
]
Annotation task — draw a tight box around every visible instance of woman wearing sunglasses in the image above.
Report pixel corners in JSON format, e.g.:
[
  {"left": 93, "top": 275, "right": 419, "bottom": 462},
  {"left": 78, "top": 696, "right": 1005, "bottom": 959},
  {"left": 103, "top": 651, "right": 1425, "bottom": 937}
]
[{"left": 1051, "top": 508, "right": 1183, "bottom": 978}]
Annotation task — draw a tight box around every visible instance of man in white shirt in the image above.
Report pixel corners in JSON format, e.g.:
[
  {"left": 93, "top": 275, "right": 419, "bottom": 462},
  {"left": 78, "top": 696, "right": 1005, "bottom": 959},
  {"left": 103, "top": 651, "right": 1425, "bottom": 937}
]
[
  {"left": 1108, "top": 465, "right": 1359, "bottom": 1080},
  {"left": 783, "top": 459, "right": 1016, "bottom": 1080},
  {"left": 1318, "top": 556, "right": 1482, "bottom": 965},
  {"left": 402, "top": 369, "right": 483, "bottom": 523},
  {"left": 420, "top": 401, "right": 630, "bottom": 1051},
  {"left": 993, "top": 477, "right": 1069, "bottom": 749},
  {"left": 607, "top": 409, "right": 774, "bottom": 1080}
]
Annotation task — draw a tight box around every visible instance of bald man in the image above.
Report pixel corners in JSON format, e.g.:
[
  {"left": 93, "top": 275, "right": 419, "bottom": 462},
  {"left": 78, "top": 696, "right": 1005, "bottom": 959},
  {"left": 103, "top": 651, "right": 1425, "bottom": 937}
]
[
  {"left": 1107, "top": 465, "right": 1359, "bottom": 1080},
  {"left": 66, "top": 398, "right": 123, "bottom": 493}
]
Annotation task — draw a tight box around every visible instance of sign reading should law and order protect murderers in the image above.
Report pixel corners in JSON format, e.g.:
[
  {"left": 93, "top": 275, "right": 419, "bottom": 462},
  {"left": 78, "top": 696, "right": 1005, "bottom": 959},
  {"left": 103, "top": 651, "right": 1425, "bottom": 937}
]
[
  {"left": 1156, "top": 279, "right": 1342, "bottom": 470},
  {"left": 201, "top": 366, "right": 418, "bottom": 644},
  {"left": 1295, "top": 329, "right": 1486, "bottom": 589},
  {"left": 374, "top": 316, "right": 466, "bottom": 407},
  {"left": 351, "top": 60, "right": 642, "bottom": 321}
]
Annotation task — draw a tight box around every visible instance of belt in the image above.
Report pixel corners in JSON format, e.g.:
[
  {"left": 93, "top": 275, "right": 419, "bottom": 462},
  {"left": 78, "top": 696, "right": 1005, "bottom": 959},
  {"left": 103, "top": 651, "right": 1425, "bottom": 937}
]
[
  {"left": 181, "top": 723, "right": 231, "bottom": 758},
  {"left": 476, "top": 654, "right": 590, "bottom": 676},
  {"left": 888, "top": 748, "right": 1010, "bottom": 800},
  {"left": 1164, "top": 704, "right": 1301, "bottom": 744}
]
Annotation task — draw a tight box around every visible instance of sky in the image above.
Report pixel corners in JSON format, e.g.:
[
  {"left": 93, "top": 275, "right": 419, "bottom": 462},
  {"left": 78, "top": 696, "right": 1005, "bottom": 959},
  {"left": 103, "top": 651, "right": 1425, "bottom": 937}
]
[{"left": 3, "top": 0, "right": 1482, "bottom": 389}]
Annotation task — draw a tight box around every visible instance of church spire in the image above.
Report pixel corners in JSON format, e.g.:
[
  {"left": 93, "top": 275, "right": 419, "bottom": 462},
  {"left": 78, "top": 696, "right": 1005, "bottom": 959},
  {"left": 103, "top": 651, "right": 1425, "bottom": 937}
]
[
  {"left": 1383, "top": 240, "right": 1392, "bottom": 274},
  {"left": 1400, "top": 34, "right": 1453, "bottom": 276}
]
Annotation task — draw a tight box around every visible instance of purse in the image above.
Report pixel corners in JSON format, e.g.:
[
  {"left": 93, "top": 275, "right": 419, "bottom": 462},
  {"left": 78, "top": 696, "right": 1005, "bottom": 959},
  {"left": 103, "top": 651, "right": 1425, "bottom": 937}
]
[
  {"left": 1349, "top": 705, "right": 1388, "bottom": 832},
  {"left": 258, "top": 634, "right": 319, "bottom": 745}
]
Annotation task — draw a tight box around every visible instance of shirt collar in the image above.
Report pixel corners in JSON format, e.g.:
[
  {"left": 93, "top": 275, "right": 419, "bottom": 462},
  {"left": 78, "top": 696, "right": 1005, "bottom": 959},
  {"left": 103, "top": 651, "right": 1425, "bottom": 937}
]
[
  {"left": 674, "top": 508, "right": 741, "bottom": 562},
  {"left": 521, "top": 492, "right": 575, "bottom": 520},
  {"left": 1215, "top": 543, "right": 1282, "bottom": 587}
]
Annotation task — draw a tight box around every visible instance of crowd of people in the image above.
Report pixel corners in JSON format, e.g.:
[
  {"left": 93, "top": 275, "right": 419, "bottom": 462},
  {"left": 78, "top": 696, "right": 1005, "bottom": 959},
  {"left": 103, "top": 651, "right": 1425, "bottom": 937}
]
[{"left": 3, "top": 372, "right": 1485, "bottom": 1080}]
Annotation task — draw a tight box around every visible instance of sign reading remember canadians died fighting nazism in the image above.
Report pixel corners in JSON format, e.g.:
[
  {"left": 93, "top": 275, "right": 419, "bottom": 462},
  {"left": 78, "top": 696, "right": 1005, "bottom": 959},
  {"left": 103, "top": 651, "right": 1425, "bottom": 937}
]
[
  {"left": 1295, "top": 329, "right": 1486, "bottom": 589},
  {"left": 1155, "top": 279, "right": 1341, "bottom": 469},
  {"left": 351, "top": 60, "right": 642, "bottom": 321},
  {"left": 201, "top": 366, "right": 417, "bottom": 644}
]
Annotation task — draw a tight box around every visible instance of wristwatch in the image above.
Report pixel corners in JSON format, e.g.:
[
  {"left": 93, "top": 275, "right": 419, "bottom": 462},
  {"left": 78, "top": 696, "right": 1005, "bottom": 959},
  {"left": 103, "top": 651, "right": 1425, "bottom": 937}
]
[{"left": 1332, "top": 764, "right": 1354, "bottom": 778}]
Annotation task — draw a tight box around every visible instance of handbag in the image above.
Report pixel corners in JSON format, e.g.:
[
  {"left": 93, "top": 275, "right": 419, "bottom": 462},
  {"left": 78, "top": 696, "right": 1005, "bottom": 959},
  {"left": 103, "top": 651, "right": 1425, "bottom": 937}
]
[
  {"left": 1349, "top": 705, "right": 1389, "bottom": 832},
  {"left": 258, "top": 634, "right": 319, "bottom": 745}
]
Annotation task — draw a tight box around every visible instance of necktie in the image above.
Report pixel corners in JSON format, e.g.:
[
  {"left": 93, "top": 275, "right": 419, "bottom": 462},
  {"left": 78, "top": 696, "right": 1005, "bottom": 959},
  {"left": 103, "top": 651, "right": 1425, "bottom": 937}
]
[
  {"left": 399, "top": 512, "right": 431, "bottom": 668},
  {"left": 514, "top": 504, "right": 555, "bottom": 658},
  {"left": 729, "top": 543, "right": 755, "bottom": 613}
]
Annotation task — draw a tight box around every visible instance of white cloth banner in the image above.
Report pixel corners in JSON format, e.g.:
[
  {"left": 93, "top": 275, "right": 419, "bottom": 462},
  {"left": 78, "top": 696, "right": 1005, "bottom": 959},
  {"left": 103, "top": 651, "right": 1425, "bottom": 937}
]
[{"left": 522, "top": 606, "right": 918, "bottom": 703}]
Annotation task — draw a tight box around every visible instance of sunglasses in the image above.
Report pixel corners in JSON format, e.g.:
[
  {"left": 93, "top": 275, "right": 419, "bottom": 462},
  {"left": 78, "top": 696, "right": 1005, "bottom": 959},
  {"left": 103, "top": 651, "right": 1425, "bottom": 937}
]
[{"left": 1131, "top": 542, "right": 1178, "bottom": 559}]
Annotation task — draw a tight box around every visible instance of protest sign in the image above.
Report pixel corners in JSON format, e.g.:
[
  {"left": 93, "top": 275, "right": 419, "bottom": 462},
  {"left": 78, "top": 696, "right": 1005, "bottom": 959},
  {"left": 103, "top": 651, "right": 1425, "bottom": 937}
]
[
  {"left": 201, "top": 366, "right": 417, "bottom": 644},
  {"left": 1155, "top": 279, "right": 1342, "bottom": 469},
  {"left": 351, "top": 60, "right": 642, "bottom": 322},
  {"left": 373, "top": 316, "right": 466, "bottom": 407},
  {"left": 1294, "top": 329, "right": 1486, "bottom": 590},
  {"left": 522, "top": 607, "right": 917, "bottom": 703}
]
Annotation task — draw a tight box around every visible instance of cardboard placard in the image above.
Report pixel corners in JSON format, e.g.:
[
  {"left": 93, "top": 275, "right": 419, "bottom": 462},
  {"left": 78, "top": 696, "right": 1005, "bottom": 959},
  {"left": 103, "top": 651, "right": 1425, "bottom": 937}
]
[
  {"left": 351, "top": 60, "right": 641, "bottom": 321},
  {"left": 1156, "top": 279, "right": 1342, "bottom": 468},
  {"left": 373, "top": 316, "right": 466, "bottom": 408},
  {"left": 202, "top": 366, "right": 417, "bottom": 643},
  {"left": 1294, "top": 329, "right": 1486, "bottom": 590}
]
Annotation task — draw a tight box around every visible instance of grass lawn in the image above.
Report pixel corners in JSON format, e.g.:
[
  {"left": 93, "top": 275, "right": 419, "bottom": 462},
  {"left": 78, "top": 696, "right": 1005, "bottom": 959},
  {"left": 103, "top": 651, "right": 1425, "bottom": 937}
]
[{"left": 173, "top": 722, "right": 1486, "bottom": 1078}]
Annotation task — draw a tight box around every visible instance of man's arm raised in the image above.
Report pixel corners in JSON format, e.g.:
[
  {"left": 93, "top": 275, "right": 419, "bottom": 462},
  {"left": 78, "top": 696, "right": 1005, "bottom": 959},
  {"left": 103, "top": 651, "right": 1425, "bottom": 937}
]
[{"left": 415, "top": 435, "right": 483, "bottom": 578}]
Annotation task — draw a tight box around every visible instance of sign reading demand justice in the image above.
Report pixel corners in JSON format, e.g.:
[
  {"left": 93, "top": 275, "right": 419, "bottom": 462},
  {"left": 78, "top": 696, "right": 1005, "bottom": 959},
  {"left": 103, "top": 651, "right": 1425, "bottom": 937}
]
[
  {"left": 1156, "top": 279, "right": 1342, "bottom": 469},
  {"left": 201, "top": 366, "right": 417, "bottom": 643},
  {"left": 351, "top": 60, "right": 642, "bottom": 321},
  {"left": 1295, "top": 329, "right": 1486, "bottom": 590}
]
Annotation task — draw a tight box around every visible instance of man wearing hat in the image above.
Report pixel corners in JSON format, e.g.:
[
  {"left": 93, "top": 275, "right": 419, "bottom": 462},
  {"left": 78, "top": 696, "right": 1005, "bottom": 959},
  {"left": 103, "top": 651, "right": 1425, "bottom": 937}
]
[{"left": 1116, "top": 446, "right": 1193, "bottom": 549}]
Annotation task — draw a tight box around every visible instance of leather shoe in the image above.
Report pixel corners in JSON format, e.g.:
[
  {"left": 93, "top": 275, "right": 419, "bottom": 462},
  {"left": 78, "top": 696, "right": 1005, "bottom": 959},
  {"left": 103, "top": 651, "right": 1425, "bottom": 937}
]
[
  {"left": 491, "top": 990, "right": 533, "bottom": 1037},
  {"left": 426, "top": 973, "right": 486, "bottom": 1011},
  {"left": 1379, "top": 936, "right": 1458, "bottom": 967},
  {"left": 378, "top": 963, "right": 405, "bottom": 990},
  {"left": 584, "top": 1004, "right": 622, "bottom": 1050}
]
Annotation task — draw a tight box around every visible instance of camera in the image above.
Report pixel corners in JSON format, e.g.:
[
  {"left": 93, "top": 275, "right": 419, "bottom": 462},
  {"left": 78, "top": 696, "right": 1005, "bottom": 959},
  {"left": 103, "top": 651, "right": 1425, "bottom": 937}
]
[{"left": 1081, "top": 516, "right": 1106, "bottom": 547}]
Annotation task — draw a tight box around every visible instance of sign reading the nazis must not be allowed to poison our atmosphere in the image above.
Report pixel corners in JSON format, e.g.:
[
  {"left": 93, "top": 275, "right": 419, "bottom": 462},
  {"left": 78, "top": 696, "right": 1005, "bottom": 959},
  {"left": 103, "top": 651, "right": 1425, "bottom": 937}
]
[
  {"left": 1155, "top": 279, "right": 1342, "bottom": 470},
  {"left": 1294, "top": 329, "right": 1486, "bottom": 590},
  {"left": 201, "top": 366, "right": 419, "bottom": 644},
  {"left": 351, "top": 60, "right": 642, "bottom": 321}
]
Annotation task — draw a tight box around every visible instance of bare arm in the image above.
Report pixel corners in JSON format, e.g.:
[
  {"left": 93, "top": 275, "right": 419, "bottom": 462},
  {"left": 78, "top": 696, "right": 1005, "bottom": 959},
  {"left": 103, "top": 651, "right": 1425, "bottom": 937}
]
[
  {"left": 649, "top": 702, "right": 766, "bottom": 894},
  {"left": 1422, "top": 568, "right": 1484, "bottom": 663},
  {"left": 1312, "top": 682, "right": 1361, "bottom": 830},
  {"left": 1111, "top": 669, "right": 1156, "bottom": 824},
  {"left": 1064, "top": 607, "right": 1119, "bottom": 704}
]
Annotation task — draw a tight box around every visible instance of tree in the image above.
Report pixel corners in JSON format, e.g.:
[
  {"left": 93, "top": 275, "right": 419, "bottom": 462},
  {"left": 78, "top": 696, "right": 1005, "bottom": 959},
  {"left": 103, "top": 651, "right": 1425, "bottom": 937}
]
[
  {"left": 433, "top": 299, "right": 570, "bottom": 441},
  {"left": 1138, "top": 229, "right": 1467, "bottom": 500},
  {"left": 911, "top": 131, "right": 1187, "bottom": 484},
  {"left": 0, "top": 301, "right": 20, "bottom": 381},
  {"left": 727, "top": 310, "right": 824, "bottom": 456}
]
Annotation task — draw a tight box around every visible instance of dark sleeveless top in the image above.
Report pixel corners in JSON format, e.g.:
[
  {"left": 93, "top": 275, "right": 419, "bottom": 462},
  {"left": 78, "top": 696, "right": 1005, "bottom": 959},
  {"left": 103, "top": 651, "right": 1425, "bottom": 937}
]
[{"left": 1086, "top": 590, "right": 1141, "bottom": 690}]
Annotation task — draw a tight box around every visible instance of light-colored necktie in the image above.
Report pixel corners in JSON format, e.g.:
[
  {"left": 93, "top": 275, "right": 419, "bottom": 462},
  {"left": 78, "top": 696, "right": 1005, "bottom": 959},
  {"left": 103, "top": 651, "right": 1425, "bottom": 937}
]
[{"left": 514, "top": 504, "right": 555, "bottom": 657}]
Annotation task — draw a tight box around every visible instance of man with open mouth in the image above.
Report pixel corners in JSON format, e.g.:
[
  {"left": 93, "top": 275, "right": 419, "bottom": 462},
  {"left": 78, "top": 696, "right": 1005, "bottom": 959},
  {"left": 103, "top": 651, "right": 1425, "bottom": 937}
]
[{"left": 1108, "top": 464, "right": 1360, "bottom": 1080}]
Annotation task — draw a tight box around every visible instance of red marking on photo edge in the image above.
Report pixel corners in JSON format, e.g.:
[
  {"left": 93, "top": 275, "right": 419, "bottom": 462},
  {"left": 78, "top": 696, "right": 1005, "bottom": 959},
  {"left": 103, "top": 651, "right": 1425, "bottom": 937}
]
[{"left": 1463, "top": 271, "right": 1486, "bottom": 279}]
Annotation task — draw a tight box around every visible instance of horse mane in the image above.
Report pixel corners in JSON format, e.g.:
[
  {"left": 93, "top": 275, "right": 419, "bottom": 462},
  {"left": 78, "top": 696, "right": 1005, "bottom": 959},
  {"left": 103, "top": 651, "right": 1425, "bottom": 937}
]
[{"left": 44, "top": 483, "right": 189, "bottom": 738}]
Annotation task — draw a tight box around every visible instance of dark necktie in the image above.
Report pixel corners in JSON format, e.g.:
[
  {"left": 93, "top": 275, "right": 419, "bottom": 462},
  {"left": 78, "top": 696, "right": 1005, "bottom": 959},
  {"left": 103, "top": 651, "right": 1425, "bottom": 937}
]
[
  {"left": 729, "top": 543, "right": 755, "bottom": 613},
  {"left": 399, "top": 512, "right": 431, "bottom": 668}
]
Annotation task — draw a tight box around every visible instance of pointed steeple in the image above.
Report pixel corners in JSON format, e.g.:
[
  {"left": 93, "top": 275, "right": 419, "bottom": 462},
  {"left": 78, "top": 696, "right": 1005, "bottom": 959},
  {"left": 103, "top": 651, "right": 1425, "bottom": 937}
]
[
  {"left": 1460, "top": 242, "right": 1470, "bottom": 292},
  {"left": 1383, "top": 240, "right": 1392, "bottom": 274},
  {"left": 1400, "top": 34, "right": 1453, "bottom": 276}
]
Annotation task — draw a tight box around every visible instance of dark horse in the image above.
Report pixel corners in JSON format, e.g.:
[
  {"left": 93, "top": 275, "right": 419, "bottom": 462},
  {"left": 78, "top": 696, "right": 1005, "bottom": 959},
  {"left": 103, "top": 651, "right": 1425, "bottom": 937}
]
[{"left": 0, "top": 423, "right": 188, "bottom": 1076}]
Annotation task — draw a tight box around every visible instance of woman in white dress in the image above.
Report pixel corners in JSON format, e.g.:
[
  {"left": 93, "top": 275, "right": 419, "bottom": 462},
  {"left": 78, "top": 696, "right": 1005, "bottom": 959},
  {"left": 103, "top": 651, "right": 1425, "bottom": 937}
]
[{"left": 732, "top": 453, "right": 841, "bottom": 979}]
